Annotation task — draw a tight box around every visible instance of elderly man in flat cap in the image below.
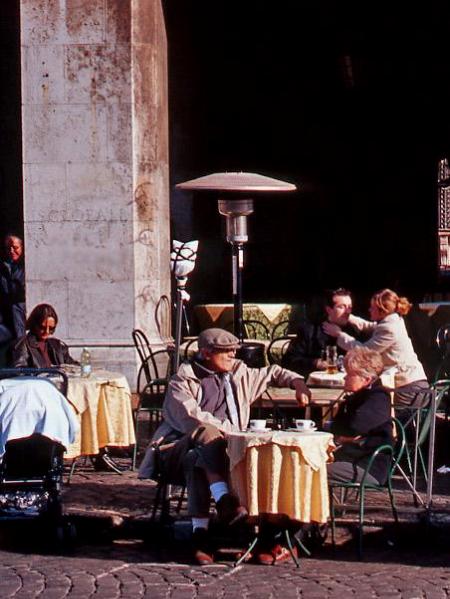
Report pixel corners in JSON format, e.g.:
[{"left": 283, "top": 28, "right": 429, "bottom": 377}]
[{"left": 139, "top": 327, "right": 311, "bottom": 565}]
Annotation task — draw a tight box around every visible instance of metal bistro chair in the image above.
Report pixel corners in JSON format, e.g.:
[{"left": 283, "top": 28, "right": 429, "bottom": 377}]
[
  {"left": 433, "top": 324, "right": 450, "bottom": 412},
  {"left": 242, "top": 319, "right": 271, "bottom": 341},
  {"left": 132, "top": 328, "right": 153, "bottom": 372},
  {"left": 132, "top": 330, "right": 172, "bottom": 470},
  {"left": 329, "top": 417, "right": 406, "bottom": 560},
  {"left": 394, "top": 379, "right": 450, "bottom": 498},
  {"left": 267, "top": 335, "right": 293, "bottom": 366},
  {"left": 270, "top": 319, "right": 291, "bottom": 340}
]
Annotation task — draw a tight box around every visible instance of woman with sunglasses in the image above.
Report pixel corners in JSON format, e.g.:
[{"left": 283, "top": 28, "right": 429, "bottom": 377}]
[{"left": 12, "top": 303, "right": 78, "bottom": 368}]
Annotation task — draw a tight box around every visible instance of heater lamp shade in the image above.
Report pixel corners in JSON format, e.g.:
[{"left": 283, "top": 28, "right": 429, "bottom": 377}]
[{"left": 175, "top": 171, "right": 297, "bottom": 192}]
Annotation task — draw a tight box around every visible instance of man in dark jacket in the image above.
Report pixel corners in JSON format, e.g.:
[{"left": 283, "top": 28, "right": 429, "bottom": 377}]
[
  {"left": 282, "top": 288, "right": 360, "bottom": 379},
  {"left": 0, "top": 235, "right": 26, "bottom": 361}
]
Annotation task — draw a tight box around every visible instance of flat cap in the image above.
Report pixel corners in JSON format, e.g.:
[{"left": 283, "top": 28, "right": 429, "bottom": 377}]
[{"left": 198, "top": 328, "right": 240, "bottom": 351}]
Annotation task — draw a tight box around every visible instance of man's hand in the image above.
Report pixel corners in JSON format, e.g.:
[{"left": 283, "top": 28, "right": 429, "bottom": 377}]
[
  {"left": 292, "top": 378, "right": 311, "bottom": 407},
  {"left": 322, "top": 322, "right": 341, "bottom": 337}
]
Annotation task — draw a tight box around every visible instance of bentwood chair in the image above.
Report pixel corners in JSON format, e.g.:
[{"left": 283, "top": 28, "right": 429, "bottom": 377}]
[
  {"left": 267, "top": 336, "right": 292, "bottom": 365},
  {"left": 394, "top": 379, "right": 450, "bottom": 494},
  {"left": 132, "top": 329, "right": 173, "bottom": 470},
  {"left": 132, "top": 329, "right": 153, "bottom": 374},
  {"left": 329, "top": 417, "right": 406, "bottom": 560}
]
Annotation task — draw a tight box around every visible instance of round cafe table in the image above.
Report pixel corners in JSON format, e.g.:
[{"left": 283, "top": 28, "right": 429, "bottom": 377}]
[
  {"left": 227, "top": 428, "right": 334, "bottom": 523},
  {"left": 62, "top": 368, "right": 135, "bottom": 459}
]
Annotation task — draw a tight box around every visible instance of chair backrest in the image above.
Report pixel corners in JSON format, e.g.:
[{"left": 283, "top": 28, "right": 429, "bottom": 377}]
[
  {"left": 132, "top": 328, "right": 152, "bottom": 367},
  {"left": 434, "top": 324, "right": 450, "bottom": 381},
  {"left": 243, "top": 319, "right": 271, "bottom": 340},
  {"left": 271, "top": 319, "right": 291, "bottom": 340},
  {"left": 416, "top": 379, "right": 450, "bottom": 447},
  {"left": 267, "top": 336, "right": 293, "bottom": 365},
  {"left": 136, "top": 348, "right": 172, "bottom": 408},
  {"left": 183, "top": 336, "right": 198, "bottom": 361},
  {"left": 390, "top": 417, "right": 407, "bottom": 478}
]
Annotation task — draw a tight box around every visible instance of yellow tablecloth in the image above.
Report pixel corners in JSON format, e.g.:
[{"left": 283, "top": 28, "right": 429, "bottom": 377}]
[
  {"left": 227, "top": 430, "right": 333, "bottom": 523},
  {"left": 307, "top": 371, "right": 345, "bottom": 388},
  {"left": 64, "top": 370, "right": 135, "bottom": 459}
]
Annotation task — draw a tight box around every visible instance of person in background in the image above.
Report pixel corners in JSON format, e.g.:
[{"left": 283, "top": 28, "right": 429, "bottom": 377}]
[
  {"left": 323, "top": 288, "right": 429, "bottom": 409},
  {"left": 12, "top": 303, "right": 78, "bottom": 368},
  {"left": 138, "top": 327, "right": 311, "bottom": 566},
  {"left": 282, "top": 288, "right": 359, "bottom": 378},
  {"left": 0, "top": 234, "right": 26, "bottom": 346},
  {"left": 327, "top": 347, "right": 393, "bottom": 485}
]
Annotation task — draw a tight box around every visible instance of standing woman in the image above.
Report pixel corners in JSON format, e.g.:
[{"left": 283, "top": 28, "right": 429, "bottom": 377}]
[
  {"left": 12, "top": 303, "right": 78, "bottom": 368},
  {"left": 323, "top": 289, "right": 429, "bottom": 408}
]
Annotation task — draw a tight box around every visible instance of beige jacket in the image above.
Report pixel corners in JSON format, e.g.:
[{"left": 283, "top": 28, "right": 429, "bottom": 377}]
[
  {"left": 137, "top": 359, "right": 303, "bottom": 479},
  {"left": 162, "top": 359, "right": 303, "bottom": 435},
  {"left": 337, "top": 313, "right": 427, "bottom": 388}
]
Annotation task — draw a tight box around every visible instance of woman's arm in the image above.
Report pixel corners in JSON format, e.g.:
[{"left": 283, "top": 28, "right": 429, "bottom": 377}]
[{"left": 337, "top": 320, "right": 395, "bottom": 354}]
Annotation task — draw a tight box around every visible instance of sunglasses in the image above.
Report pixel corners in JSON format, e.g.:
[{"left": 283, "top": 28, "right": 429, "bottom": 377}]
[{"left": 38, "top": 325, "right": 56, "bottom": 333}]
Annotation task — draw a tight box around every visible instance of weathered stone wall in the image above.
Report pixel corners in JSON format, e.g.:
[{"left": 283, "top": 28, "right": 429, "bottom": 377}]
[{"left": 20, "top": 0, "right": 170, "bottom": 386}]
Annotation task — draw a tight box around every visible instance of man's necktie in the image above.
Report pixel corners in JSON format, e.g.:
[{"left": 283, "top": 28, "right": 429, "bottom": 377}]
[{"left": 223, "top": 373, "right": 240, "bottom": 429}]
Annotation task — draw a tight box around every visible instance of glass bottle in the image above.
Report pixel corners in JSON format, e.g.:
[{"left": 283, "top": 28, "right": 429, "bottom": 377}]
[{"left": 80, "top": 347, "right": 92, "bottom": 378}]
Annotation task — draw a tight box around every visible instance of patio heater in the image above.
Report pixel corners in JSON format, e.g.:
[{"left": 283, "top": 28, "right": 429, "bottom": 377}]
[{"left": 175, "top": 172, "right": 296, "bottom": 343}]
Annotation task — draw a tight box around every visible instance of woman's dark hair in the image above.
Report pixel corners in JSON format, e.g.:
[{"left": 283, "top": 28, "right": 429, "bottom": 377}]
[{"left": 26, "top": 303, "right": 58, "bottom": 332}]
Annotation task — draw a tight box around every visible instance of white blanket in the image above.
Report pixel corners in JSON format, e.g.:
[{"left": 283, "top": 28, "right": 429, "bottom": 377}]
[{"left": 0, "top": 378, "right": 79, "bottom": 456}]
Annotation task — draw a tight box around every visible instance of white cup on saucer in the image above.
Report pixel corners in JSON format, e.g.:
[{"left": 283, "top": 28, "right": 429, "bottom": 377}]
[
  {"left": 249, "top": 419, "right": 267, "bottom": 431},
  {"left": 294, "top": 419, "right": 315, "bottom": 431}
]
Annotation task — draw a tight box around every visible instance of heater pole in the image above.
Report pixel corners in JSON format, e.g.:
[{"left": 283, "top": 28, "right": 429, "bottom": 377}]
[{"left": 232, "top": 242, "right": 244, "bottom": 342}]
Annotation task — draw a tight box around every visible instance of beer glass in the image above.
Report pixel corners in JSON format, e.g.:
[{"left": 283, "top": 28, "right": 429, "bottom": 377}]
[{"left": 326, "top": 345, "right": 338, "bottom": 374}]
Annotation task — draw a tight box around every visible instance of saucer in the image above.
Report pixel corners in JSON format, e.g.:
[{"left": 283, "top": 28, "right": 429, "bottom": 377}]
[
  {"left": 246, "top": 428, "right": 270, "bottom": 433},
  {"left": 285, "top": 427, "right": 317, "bottom": 433}
]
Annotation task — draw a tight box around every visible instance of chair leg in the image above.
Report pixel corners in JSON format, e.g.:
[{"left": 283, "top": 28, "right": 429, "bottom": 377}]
[
  {"left": 67, "top": 458, "right": 78, "bottom": 484},
  {"left": 161, "top": 483, "right": 171, "bottom": 523},
  {"left": 284, "top": 529, "right": 301, "bottom": 567},
  {"left": 152, "top": 481, "right": 164, "bottom": 521},
  {"left": 234, "top": 534, "right": 259, "bottom": 567},
  {"left": 358, "top": 487, "right": 365, "bottom": 561},
  {"left": 418, "top": 447, "right": 428, "bottom": 484},
  {"left": 132, "top": 410, "right": 140, "bottom": 471},
  {"left": 387, "top": 480, "right": 399, "bottom": 525},
  {"left": 176, "top": 485, "right": 186, "bottom": 513},
  {"left": 330, "top": 488, "right": 336, "bottom": 550}
]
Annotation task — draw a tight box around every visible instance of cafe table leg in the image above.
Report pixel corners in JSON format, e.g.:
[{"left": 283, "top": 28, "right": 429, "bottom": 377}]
[{"left": 233, "top": 530, "right": 259, "bottom": 567}]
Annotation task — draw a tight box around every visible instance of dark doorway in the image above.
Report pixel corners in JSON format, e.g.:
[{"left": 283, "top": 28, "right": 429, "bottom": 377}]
[
  {"left": 165, "top": 1, "right": 449, "bottom": 309},
  {"left": 0, "top": 1, "right": 23, "bottom": 241}
]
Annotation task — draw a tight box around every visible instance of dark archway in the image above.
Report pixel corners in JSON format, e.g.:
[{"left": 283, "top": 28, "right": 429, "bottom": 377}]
[
  {"left": 165, "top": 1, "right": 449, "bottom": 313},
  {"left": 0, "top": 1, "right": 23, "bottom": 241}
]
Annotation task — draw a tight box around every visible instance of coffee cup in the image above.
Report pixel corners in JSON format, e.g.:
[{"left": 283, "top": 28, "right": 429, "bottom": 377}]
[
  {"left": 249, "top": 419, "right": 267, "bottom": 431},
  {"left": 294, "top": 419, "right": 315, "bottom": 431}
]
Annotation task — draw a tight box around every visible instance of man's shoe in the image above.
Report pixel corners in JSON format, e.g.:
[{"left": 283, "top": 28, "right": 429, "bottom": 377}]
[
  {"left": 215, "top": 493, "right": 248, "bottom": 526},
  {"left": 192, "top": 528, "right": 214, "bottom": 565},
  {"left": 256, "top": 544, "right": 296, "bottom": 566}
]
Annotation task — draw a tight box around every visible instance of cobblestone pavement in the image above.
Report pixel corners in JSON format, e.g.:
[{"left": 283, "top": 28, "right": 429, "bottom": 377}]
[
  {"left": 0, "top": 540, "right": 449, "bottom": 598},
  {"left": 0, "top": 457, "right": 448, "bottom": 597}
]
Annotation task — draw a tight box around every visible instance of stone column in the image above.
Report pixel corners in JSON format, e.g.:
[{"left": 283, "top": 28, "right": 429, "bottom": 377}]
[{"left": 20, "top": 0, "right": 170, "bottom": 386}]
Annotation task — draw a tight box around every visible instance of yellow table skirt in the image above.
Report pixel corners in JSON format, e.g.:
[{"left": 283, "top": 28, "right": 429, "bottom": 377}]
[
  {"left": 64, "top": 371, "right": 135, "bottom": 459},
  {"left": 228, "top": 430, "right": 333, "bottom": 523}
]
